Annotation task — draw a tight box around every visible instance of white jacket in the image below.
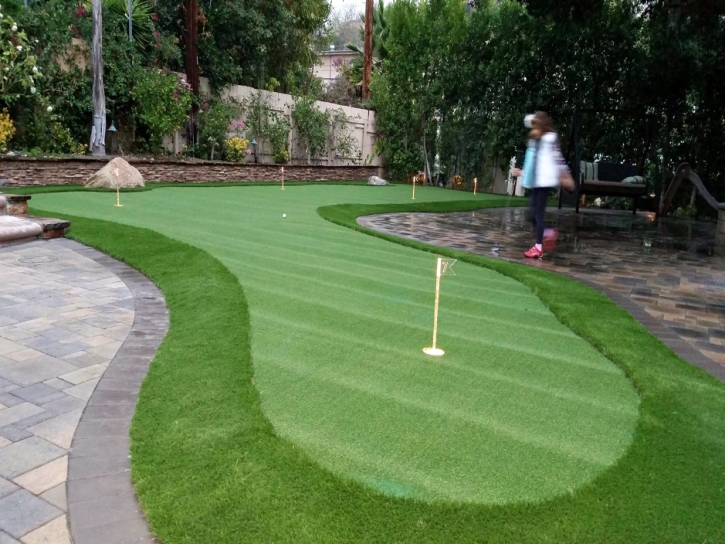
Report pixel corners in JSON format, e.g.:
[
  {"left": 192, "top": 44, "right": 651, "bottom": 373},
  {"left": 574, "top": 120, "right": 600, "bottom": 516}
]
[{"left": 522, "top": 132, "right": 568, "bottom": 189}]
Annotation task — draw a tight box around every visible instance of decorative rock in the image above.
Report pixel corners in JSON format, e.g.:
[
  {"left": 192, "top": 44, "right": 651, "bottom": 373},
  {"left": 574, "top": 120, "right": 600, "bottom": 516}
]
[
  {"left": 0, "top": 195, "right": 6, "bottom": 215},
  {"left": 85, "top": 157, "right": 145, "bottom": 189},
  {"left": 368, "top": 175, "right": 389, "bottom": 186}
]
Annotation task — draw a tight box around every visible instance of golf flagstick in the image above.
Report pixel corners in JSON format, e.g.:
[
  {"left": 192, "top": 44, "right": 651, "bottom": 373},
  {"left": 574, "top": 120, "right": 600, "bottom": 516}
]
[
  {"left": 281, "top": 166, "right": 285, "bottom": 190},
  {"left": 424, "top": 257, "right": 456, "bottom": 357},
  {"left": 114, "top": 168, "right": 123, "bottom": 207}
]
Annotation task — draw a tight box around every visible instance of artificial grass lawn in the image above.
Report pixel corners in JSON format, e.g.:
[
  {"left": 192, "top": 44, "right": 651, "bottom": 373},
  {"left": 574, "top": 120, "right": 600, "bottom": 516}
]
[
  {"left": 28, "top": 185, "right": 725, "bottom": 542},
  {"left": 33, "top": 185, "right": 637, "bottom": 503}
]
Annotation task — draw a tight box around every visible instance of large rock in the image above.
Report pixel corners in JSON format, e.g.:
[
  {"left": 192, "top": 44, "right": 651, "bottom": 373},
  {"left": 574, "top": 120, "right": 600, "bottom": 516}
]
[
  {"left": 367, "top": 175, "right": 389, "bottom": 186},
  {"left": 85, "top": 157, "right": 145, "bottom": 189}
]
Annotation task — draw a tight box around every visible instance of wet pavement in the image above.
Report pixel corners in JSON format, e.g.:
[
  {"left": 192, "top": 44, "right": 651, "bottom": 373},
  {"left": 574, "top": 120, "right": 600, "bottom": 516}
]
[{"left": 359, "top": 207, "right": 725, "bottom": 380}]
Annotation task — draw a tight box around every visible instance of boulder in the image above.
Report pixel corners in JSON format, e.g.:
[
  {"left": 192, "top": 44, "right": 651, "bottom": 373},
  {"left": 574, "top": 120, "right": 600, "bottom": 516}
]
[
  {"left": 85, "top": 157, "right": 145, "bottom": 189},
  {"left": 367, "top": 175, "right": 389, "bottom": 186}
]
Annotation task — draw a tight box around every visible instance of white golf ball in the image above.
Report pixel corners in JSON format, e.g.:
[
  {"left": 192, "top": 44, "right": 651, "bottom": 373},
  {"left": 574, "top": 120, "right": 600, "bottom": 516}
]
[{"left": 283, "top": 214, "right": 286, "bottom": 218}]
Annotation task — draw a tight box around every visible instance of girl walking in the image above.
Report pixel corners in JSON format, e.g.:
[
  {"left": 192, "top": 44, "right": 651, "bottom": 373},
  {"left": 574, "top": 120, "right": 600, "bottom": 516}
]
[{"left": 511, "top": 111, "right": 571, "bottom": 259}]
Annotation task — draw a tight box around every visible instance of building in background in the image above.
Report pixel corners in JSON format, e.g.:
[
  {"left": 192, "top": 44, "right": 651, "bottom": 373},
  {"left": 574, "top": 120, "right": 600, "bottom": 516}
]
[{"left": 315, "top": 48, "right": 357, "bottom": 86}]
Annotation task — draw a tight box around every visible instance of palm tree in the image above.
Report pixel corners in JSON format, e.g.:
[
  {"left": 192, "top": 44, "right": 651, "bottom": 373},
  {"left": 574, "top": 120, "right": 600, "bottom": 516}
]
[
  {"left": 345, "top": 0, "right": 388, "bottom": 85},
  {"left": 90, "top": 0, "right": 105, "bottom": 156}
]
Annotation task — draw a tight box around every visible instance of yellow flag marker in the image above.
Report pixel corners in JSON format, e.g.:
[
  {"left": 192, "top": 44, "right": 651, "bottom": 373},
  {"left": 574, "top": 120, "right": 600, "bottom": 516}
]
[
  {"left": 423, "top": 257, "right": 456, "bottom": 357},
  {"left": 114, "top": 168, "right": 123, "bottom": 207}
]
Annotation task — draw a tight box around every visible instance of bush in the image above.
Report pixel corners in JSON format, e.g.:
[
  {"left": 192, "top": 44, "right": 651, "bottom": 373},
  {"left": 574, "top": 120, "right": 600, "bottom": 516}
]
[
  {"left": 0, "top": 111, "right": 16, "bottom": 152},
  {"left": 267, "top": 115, "right": 291, "bottom": 164},
  {"left": 224, "top": 137, "right": 249, "bottom": 162},
  {"left": 132, "top": 69, "right": 193, "bottom": 152},
  {"left": 273, "top": 147, "right": 289, "bottom": 164},
  {"left": 197, "top": 98, "right": 243, "bottom": 160}
]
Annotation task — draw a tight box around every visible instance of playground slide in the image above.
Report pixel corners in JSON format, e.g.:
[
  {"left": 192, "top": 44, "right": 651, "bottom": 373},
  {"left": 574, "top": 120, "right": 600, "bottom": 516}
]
[{"left": 660, "top": 163, "right": 725, "bottom": 216}]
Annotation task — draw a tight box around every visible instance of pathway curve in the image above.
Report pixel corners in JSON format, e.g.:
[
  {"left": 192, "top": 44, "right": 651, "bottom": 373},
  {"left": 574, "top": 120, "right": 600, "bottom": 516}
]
[
  {"left": 0, "top": 239, "right": 167, "bottom": 543},
  {"left": 359, "top": 207, "right": 725, "bottom": 382}
]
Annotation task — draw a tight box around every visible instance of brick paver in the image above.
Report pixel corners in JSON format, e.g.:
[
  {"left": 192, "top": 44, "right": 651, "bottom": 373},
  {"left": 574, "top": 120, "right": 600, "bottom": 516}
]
[
  {"left": 0, "top": 239, "right": 168, "bottom": 542},
  {"left": 360, "top": 207, "right": 725, "bottom": 382}
]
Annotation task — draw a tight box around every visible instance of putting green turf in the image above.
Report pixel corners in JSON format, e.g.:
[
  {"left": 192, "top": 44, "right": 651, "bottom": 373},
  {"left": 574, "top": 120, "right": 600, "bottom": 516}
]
[{"left": 32, "top": 185, "right": 638, "bottom": 504}]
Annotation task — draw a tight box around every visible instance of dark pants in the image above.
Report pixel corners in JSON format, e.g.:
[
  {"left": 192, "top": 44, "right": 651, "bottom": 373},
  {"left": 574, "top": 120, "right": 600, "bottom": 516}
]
[{"left": 528, "top": 188, "right": 549, "bottom": 245}]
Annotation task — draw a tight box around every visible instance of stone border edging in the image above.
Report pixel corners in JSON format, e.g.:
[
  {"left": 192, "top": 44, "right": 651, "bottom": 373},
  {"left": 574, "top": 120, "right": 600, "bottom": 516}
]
[
  {"left": 574, "top": 275, "right": 725, "bottom": 382},
  {"left": 56, "top": 239, "right": 169, "bottom": 544}
]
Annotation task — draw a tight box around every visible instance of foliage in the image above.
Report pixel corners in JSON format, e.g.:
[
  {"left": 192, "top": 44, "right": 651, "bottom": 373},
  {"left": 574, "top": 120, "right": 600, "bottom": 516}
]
[
  {"left": 292, "top": 93, "right": 328, "bottom": 163},
  {"left": 321, "top": 61, "right": 363, "bottom": 108},
  {"left": 40, "top": 113, "right": 88, "bottom": 154},
  {"left": 244, "top": 90, "right": 290, "bottom": 164},
  {"left": 3, "top": 0, "right": 181, "bottom": 154},
  {"left": 329, "top": 107, "right": 358, "bottom": 161},
  {"left": 0, "top": 110, "right": 15, "bottom": 151},
  {"left": 154, "top": 0, "right": 329, "bottom": 92},
  {"left": 224, "top": 136, "right": 249, "bottom": 162},
  {"left": 373, "top": 0, "right": 725, "bottom": 211},
  {"left": 0, "top": 7, "right": 42, "bottom": 106},
  {"left": 327, "top": 3, "right": 362, "bottom": 51},
  {"left": 105, "top": 0, "right": 154, "bottom": 47},
  {"left": 197, "top": 98, "right": 243, "bottom": 160},
  {"left": 131, "top": 68, "right": 192, "bottom": 152},
  {"left": 268, "top": 115, "right": 291, "bottom": 164}
]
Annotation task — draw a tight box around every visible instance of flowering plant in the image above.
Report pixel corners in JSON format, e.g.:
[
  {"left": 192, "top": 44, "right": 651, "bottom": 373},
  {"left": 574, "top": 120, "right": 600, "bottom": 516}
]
[
  {"left": 0, "top": 109, "right": 15, "bottom": 152},
  {"left": 0, "top": 5, "right": 42, "bottom": 106},
  {"left": 224, "top": 136, "right": 249, "bottom": 162}
]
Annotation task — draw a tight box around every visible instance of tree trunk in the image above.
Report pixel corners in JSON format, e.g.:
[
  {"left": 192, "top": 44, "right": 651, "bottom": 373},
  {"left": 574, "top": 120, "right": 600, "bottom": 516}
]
[
  {"left": 362, "top": 0, "right": 373, "bottom": 100},
  {"left": 90, "top": 0, "right": 106, "bottom": 157},
  {"left": 185, "top": 0, "right": 200, "bottom": 147}
]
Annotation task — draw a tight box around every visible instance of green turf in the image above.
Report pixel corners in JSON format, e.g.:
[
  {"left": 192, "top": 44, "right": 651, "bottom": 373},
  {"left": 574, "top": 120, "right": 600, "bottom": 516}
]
[
  {"left": 32, "top": 185, "right": 638, "bottom": 505},
  {"left": 28, "top": 185, "right": 725, "bottom": 542}
]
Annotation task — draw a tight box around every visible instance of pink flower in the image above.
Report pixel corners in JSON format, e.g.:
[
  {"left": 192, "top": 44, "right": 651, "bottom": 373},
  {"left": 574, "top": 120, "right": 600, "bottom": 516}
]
[
  {"left": 154, "top": 31, "right": 161, "bottom": 38},
  {"left": 155, "top": 43, "right": 162, "bottom": 49},
  {"left": 173, "top": 92, "right": 178, "bottom": 99},
  {"left": 151, "top": 13, "right": 158, "bottom": 21}
]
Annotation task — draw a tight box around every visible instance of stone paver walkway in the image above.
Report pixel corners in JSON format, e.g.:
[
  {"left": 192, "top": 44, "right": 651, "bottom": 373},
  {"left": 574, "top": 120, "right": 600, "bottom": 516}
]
[
  {"left": 360, "top": 207, "right": 725, "bottom": 382},
  {"left": 0, "top": 239, "right": 168, "bottom": 543}
]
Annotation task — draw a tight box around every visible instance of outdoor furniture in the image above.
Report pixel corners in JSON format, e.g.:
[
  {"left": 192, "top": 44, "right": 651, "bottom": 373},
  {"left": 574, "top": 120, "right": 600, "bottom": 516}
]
[
  {"left": 566, "top": 161, "right": 648, "bottom": 214},
  {"left": 561, "top": 108, "right": 658, "bottom": 214}
]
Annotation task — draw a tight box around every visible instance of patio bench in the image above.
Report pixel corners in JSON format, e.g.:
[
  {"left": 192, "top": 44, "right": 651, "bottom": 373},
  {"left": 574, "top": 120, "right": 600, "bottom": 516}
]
[{"left": 568, "top": 161, "right": 649, "bottom": 214}]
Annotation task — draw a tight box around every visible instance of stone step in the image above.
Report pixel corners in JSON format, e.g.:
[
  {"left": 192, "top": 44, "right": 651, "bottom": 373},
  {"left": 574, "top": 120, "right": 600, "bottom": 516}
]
[{"left": 0, "top": 195, "right": 70, "bottom": 247}]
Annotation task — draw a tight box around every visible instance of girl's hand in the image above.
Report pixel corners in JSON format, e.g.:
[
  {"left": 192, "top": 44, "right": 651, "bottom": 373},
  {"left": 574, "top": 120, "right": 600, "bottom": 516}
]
[{"left": 511, "top": 168, "right": 522, "bottom": 177}]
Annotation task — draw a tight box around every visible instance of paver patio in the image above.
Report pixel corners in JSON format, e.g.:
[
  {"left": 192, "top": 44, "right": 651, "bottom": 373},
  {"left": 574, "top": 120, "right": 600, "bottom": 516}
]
[
  {"left": 360, "top": 206, "right": 725, "bottom": 381},
  {"left": 0, "top": 239, "right": 167, "bottom": 543}
]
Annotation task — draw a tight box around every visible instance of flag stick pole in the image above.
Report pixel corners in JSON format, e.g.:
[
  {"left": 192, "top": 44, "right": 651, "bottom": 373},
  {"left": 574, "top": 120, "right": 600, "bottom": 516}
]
[
  {"left": 424, "top": 257, "right": 445, "bottom": 356},
  {"left": 114, "top": 169, "right": 123, "bottom": 207}
]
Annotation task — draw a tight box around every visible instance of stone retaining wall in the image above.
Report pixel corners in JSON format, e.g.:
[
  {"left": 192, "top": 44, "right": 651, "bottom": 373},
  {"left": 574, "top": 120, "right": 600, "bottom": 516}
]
[{"left": 0, "top": 157, "right": 382, "bottom": 187}]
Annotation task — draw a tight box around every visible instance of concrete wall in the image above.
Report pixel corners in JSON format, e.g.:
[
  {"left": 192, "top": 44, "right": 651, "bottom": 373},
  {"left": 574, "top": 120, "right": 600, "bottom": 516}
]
[{"left": 168, "top": 78, "right": 381, "bottom": 168}]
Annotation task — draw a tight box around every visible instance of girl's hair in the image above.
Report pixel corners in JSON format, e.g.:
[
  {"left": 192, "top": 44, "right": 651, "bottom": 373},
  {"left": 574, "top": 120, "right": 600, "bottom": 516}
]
[{"left": 532, "top": 111, "right": 555, "bottom": 134}]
